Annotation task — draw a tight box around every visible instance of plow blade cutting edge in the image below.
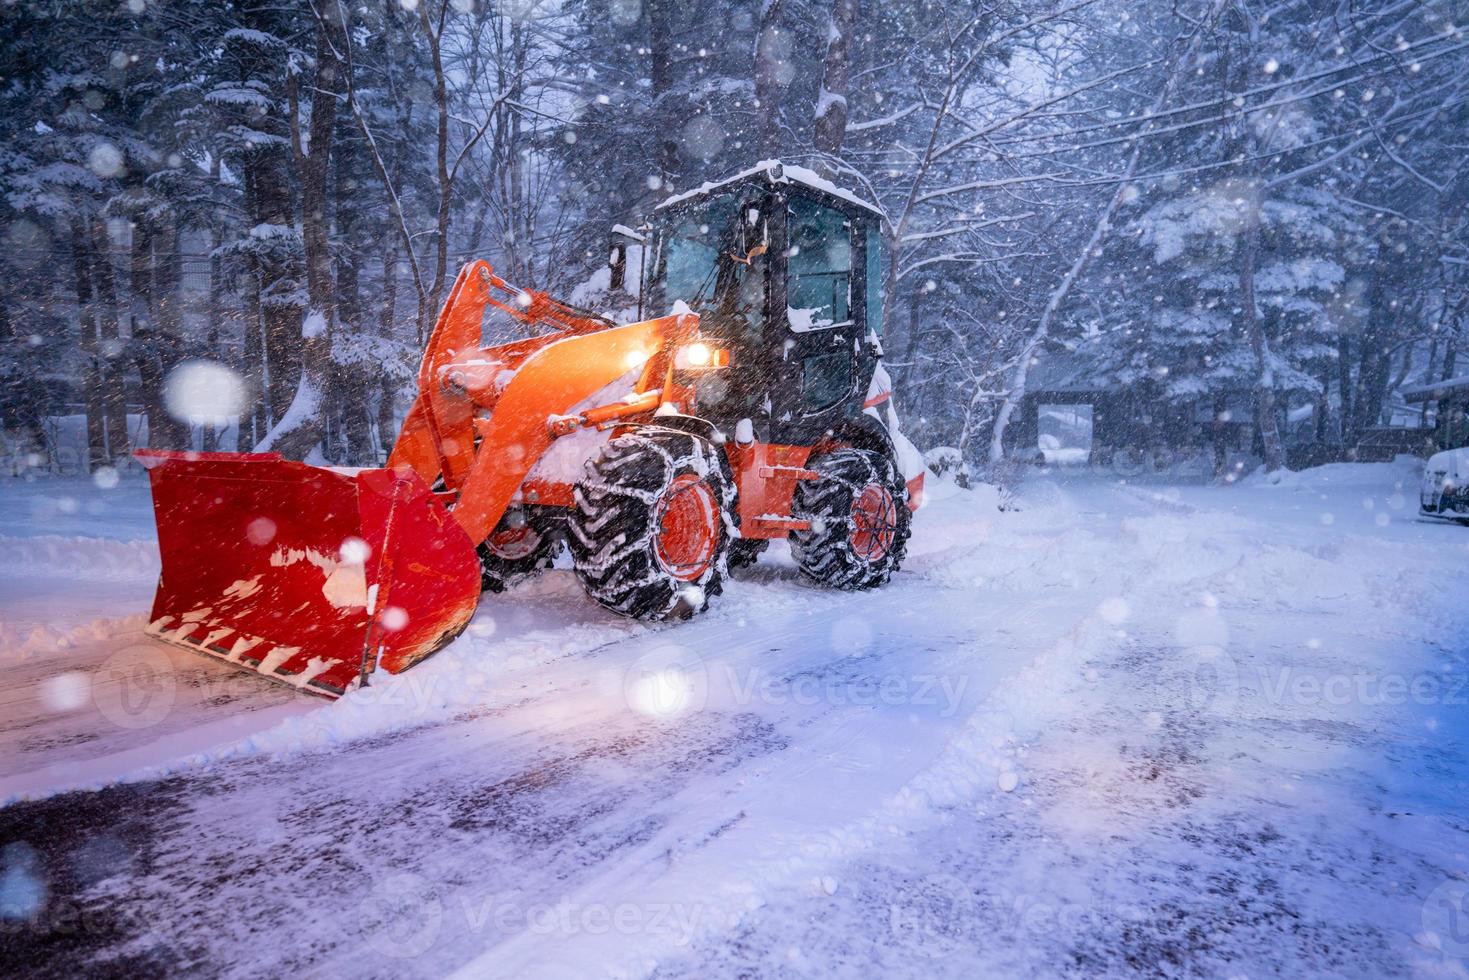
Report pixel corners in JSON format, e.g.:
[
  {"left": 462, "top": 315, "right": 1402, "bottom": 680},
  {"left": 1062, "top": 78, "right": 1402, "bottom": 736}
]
[{"left": 136, "top": 450, "right": 482, "bottom": 698}]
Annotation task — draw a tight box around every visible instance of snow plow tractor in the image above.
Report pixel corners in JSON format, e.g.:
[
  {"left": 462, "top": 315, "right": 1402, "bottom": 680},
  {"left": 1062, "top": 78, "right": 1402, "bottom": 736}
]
[{"left": 138, "top": 161, "right": 925, "bottom": 698}]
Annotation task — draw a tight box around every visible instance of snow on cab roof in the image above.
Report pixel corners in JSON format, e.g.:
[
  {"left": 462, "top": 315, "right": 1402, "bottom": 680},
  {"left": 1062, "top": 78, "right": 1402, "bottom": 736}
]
[{"left": 656, "top": 159, "right": 882, "bottom": 217}]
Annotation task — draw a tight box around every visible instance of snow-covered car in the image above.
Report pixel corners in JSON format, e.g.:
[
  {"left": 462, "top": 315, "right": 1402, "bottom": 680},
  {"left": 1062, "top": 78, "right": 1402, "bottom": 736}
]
[{"left": 1420, "top": 447, "right": 1469, "bottom": 521}]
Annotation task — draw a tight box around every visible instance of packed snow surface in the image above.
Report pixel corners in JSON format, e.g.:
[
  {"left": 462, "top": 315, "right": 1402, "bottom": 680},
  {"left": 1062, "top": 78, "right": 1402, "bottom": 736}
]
[{"left": 1, "top": 461, "right": 1467, "bottom": 977}]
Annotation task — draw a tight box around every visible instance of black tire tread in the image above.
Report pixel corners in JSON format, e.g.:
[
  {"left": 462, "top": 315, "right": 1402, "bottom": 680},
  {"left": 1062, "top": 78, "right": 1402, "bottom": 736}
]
[
  {"left": 477, "top": 513, "right": 560, "bottom": 594},
  {"left": 790, "top": 448, "right": 911, "bottom": 590},
  {"left": 727, "top": 538, "right": 769, "bottom": 570},
  {"left": 568, "top": 430, "right": 735, "bottom": 619}
]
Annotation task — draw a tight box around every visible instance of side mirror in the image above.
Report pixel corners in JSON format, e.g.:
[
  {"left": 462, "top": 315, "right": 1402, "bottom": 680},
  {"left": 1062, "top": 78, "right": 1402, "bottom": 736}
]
[
  {"left": 607, "top": 223, "right": 646, "bottom": 292},
  {"left": 608, "top": 241, "right": 626, "bottom": 291}
]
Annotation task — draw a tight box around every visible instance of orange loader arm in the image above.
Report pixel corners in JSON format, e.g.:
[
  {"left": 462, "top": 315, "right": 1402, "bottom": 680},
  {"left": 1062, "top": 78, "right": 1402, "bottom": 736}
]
[
  {"left": 133, "top": 259, "right": 698, "bottom": 699},
  {"left": 389, "top": 261, "right": 698, "bottom": 546}
]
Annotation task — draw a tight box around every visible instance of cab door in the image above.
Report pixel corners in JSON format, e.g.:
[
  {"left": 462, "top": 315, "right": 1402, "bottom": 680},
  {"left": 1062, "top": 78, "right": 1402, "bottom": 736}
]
[{"left": 767, "top": 193, "right": 867, "bottom": 444}]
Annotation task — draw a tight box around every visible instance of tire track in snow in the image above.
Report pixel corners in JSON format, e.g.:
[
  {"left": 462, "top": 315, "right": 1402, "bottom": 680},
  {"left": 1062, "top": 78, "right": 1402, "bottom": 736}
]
[{"left": 2, "top": 481, "right": 1115, "bottom": 977}]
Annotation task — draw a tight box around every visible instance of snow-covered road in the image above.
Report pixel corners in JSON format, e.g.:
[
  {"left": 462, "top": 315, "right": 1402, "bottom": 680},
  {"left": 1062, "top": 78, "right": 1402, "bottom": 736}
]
[{"left": 2, "top": 462, "right": 1467, "bottom": 978}]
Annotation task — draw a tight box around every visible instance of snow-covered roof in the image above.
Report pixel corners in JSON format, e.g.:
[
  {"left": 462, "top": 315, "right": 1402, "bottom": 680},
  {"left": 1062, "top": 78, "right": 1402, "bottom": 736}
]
[
  {"left": 1402, "top": 374, "right": 1469, "bottom": 403},
  {"left": 656, "top": 160, "right": 882, "bottom": 217},
  {"left": 1024, "top": 350, "right": 1115, "bottom": 395}
]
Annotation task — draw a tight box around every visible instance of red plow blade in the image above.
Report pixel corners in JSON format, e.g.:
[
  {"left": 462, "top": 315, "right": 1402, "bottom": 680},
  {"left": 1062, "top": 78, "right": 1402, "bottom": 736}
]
[{"left": 136, "top": 451, "right": 481, "bottom": 698}]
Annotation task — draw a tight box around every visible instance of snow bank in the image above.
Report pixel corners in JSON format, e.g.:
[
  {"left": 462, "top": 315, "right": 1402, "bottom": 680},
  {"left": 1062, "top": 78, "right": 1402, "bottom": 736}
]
[
  {"left": 1242, "top": 456, "right": 1422, "bottom": 490},
  {"left": 0, "top": 535, "right": 159, "bottom": 581},
  {"left": 0, "top": 613, "right": 149, "bottom": 663}
]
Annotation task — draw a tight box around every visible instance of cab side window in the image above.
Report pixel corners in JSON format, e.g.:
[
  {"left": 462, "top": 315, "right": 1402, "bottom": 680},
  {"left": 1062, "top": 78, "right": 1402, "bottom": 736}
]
[{"left": 786, "top": 196, "right": 852, "bottom": 331}]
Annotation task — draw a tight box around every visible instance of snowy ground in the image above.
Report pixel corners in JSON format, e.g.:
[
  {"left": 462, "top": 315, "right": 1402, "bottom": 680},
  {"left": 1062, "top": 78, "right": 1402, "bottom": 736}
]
[{"left": 2, "top": 461, "right": 1468, "bottom": 978}]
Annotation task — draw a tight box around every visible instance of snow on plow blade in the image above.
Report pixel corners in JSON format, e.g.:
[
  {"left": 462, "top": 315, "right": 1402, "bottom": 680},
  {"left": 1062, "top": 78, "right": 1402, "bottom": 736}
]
[{"left": 136, "top": 450, "right": 481, "bottom": 698}]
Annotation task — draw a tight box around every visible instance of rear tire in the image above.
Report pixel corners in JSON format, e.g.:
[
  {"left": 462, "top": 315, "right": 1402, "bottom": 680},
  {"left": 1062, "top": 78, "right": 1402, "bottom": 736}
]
[
  {"left": 790, "top": 448, "right": 911, "bottom": 590},
  {"left": 569, "top": 430, "right": 734, "bottom": 620},
  {"left": 477, "top": 510, "right": 559, "bottom": 593}
]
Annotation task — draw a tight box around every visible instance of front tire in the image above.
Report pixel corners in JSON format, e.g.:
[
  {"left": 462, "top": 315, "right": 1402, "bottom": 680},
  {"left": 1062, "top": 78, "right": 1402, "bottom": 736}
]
[
  {"left": 477, "top": 510, "right": 560, "bottom": 593},
  {"left": 790, "top": 448, "right": 911, "bottom": 590},
  {"left": 569, "top": 430, "right": 734, "bottom": 620}
]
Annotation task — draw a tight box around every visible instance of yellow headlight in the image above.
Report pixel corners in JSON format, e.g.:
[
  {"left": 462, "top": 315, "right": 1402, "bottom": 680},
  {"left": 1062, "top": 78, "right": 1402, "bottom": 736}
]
[{"left": 674, "top": 342, "right": 728, "bottom": 370}]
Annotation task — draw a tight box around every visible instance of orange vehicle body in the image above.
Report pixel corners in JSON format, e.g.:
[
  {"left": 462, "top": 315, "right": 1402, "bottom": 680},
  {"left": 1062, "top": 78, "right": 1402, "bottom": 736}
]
[{"left": 138, "top": 259, "right": 918, "bottom": 698}]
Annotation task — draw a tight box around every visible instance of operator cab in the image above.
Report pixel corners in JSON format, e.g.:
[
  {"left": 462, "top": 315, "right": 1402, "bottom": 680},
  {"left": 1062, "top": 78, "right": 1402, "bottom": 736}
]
[{"left": 643, "top": 161, "right": 886, "bottom": 444}]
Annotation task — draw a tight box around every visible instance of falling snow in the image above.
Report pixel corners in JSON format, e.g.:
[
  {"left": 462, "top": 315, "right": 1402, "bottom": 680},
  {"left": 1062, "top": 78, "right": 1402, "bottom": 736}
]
[{"left": 1, "top": 0, "right": 1466, "bottom": 976}]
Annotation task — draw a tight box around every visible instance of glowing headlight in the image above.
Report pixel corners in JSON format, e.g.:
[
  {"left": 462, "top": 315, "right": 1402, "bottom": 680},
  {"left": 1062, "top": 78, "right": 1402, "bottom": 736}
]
[{"left": 674, "top": 342, "right": 728, "bottom": 370}]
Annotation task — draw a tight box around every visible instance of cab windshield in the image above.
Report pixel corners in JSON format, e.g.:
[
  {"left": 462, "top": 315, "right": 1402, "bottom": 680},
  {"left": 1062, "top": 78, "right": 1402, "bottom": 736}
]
[
  {"left": 648, "top": 193, "right": 769, "bottom": 423},
  {"left": 650, "top": 194, "right": 757, "bottom": 314},
  {"left": 654, "top": 195, "right": 767, "bottom": 342}
]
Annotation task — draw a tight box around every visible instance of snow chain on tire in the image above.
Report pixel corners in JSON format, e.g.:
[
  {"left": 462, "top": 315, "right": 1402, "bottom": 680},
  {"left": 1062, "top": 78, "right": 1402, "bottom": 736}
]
[
  {"left": 727, "top": 538, "right": 769, "bottom": 571},
  {"left": 790, "top": 448, "right": 912, "bottom": 590},
  {"left": 569, "top": 430, "right": 735, "bottom": 620}
]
